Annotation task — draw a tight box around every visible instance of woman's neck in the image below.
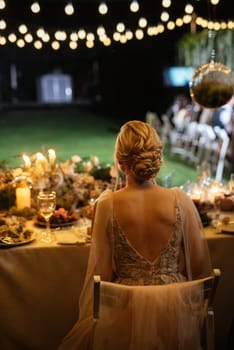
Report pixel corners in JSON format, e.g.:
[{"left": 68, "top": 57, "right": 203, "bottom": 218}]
[{"left": 126, "top": 176, "right": 156, "bottom": 189}]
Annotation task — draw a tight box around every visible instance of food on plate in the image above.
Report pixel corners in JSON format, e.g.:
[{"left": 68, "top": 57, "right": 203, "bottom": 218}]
[
  {"left": 0, "top": 218, "right": 34, "bottom": 243},
  {"left": 36, "top": 207, "right": 80, "bottom": 226}
]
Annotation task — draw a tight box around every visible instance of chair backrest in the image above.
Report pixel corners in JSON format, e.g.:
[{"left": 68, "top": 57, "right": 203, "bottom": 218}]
[
  {"left": 92, "top": 269, "right": 221, "bottom": 350},
  {"left": 214, "top": 126, "right": 230, "bottom": 181}
]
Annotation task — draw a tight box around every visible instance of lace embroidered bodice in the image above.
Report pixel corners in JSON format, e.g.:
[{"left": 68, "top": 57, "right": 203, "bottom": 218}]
[{"left": 111, "top": 205, "right": 186, "bottom": 285}]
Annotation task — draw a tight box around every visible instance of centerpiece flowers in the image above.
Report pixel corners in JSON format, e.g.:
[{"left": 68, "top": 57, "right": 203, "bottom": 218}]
[{"left": 0, "top": 150, "right": 113, "bottom": 213}]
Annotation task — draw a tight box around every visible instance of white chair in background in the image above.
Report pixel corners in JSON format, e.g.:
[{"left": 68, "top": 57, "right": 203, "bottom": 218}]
[
  {"left": 145, "top": 111, "right": 162, "bottom": 132},
  {"left": 170, "top": 121, "right": 200, "bottom": 161},
  {"left": 195, "top": 124, "right": 218, "bottom": 165},
  {"left": 92, "top": 269, "right": 221, "bottom": 350},
  {"left": 160, "top": 114, "right": 174, "bottom": 145},
  {"left": 214, "top": 126, "right": 230, "bottom": 181}
]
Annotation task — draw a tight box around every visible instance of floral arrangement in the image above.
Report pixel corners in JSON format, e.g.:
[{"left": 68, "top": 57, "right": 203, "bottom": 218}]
[{"left": 0, "top": 150, "right": 114, "bottom": 212}]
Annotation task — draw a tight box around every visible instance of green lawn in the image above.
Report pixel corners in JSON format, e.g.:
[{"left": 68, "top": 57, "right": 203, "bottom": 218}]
[{"left": 0, "top": 107, "right": 228, "bottom": 187}]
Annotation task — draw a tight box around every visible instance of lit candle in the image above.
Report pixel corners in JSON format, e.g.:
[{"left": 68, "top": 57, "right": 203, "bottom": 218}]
[
  {"left": 48, "top": 149, "right": 56, "bottom": 169},
  {"left": 16, "top": 186, "right": 31, "bottom": 209},
  {"left": 36, "top": 152, "right": 48, "bottom": 173},
  {"left": 22, "top": 154, "right": 31, "bottom": 171}
]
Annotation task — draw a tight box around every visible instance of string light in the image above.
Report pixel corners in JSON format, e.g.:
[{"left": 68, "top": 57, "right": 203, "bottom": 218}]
[
  {"left": 69, "top": 41, "right": 78, "bottom": 49},
  {"left": 176, "top": 18, "right": 184, "bottom": 27},
  {"left": 160, "top": 11, "right": 170, "bottom": 22},
  {"left": 36, "top": 27, "right": 45, "bottom": 38},
  {"left": 0, "top": 36, "right": 7, "bottom": 45},
  {"left": 126, "top": 30, "right": 133, "bottom": 40},
  {"left": 135, "top": 29, "right": 144, "bottom": 40},
  {"left": 51, "top": 41, "right": 60, "bottom": 50},
  {"left": 87, "top": 32, "right": 95, "bottom": 41},
  {"left": 116, "top": 22, "right": 125, "bottom": 33},
  {"left": 86, "top": 40, "right": 94, "bottom": 48},
  {"left": 162, "top": 0, "right": 171, "bottom": 8},
  {"left": 8, "top": 33, "right": 17, "bottom": 42},
  {"left": 97, "top": 26, "right": 105, "bottom": 36},
  {"left": 185, "top": 4, "right": 194, "bottom": 14},
  {"left": 78, "top": 29, "right": 86, "bottom": 39},
  {"left": 41, "top": 32, "right": 50, "bottom": 42},
  {"left": 16, "top": 38, "right": 25, "bottom": 48},
  {"left": 70, "top": 32, "right": 78, "bottom": 41},
  {"left": 34, "top": 40, "right": 42, "bottom": 49},
  {"left": 120, "top": 35, "right": 127, "bottom": 44},
  {"left": 103, "top": 37, "right": 111, "bottom": 46},
  {"left": 54, "top": 31, "right": 67, "bottom": 41},
  {"left": 130, "top": 1, "right": 139, "bottom": 13},
  {"left": 113, "top": 32, "right": 121, "bottom": 41},
  {"left": 0, "top": 0, "right": 6, "bottom": 10},
  {"left": 18, "top": 24, "right": 28, "bottom": 34},
  {"left": 98, "top": 2, "right": 108, "bottom": 15},
  {"left": 210, "top": 0, "right": 219, "bottom": 5},
  {"left": 64, "top": 2, "right": 74, "bottom": 16},
  {"left": 31, "top": 2, "right": 40, "bottom": 14},
  {"left": 138, "top": 18, "right": 147, "bottom": 28},
  {"left": 0, "top": 19, "right": 6, "bottom": 29},
  {"left": 167, "top": 21, "right": 175, "bottom": 30},
  {"left": 24, "top": 33, "right": 33, "bottom": 43},
  {"left": 0, "top": 1, "right": 231, "bottom": 51}
]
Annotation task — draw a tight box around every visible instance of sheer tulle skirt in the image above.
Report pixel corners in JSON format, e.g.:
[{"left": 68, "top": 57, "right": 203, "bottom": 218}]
[
  {"left": 91, "top": 281, "right": 203, "bottom": 350},
  {"left": 59, "top": 281, "right": 204, "bottom": 350}
]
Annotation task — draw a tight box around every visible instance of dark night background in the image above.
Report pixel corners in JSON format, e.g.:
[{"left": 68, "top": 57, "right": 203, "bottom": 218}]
[{"left": 0, "top": 0, "right": 232, "bottom": 118}]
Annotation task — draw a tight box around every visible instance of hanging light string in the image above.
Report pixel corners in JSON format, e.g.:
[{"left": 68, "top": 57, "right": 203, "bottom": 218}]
[
  {"left": 207, "top": 0, "right": 219, "bottom": 62},
  {"left": 0, "top": 0, "right": 233, "bottom": 50}
]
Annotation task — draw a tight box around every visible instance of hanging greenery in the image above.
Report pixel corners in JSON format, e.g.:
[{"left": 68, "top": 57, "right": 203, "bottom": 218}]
[{"left": 176, "top": 29, "right": 234, "bottom": 70}]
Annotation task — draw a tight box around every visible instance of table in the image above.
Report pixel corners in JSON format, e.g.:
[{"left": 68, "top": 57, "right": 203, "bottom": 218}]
[
  {"left": 0, "top": 225, "right": 90, "bottom": 350},
  {"left": 0, "top": 222, "right": 233, "bottom": 349},
  {"left": 205, "top": 225, "right": 234, "bottom": 350}
]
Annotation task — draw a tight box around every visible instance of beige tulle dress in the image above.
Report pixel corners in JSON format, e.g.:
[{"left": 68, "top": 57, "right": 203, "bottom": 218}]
[{"left": 58, "top": 187, "right": 212, "bottom": 350}]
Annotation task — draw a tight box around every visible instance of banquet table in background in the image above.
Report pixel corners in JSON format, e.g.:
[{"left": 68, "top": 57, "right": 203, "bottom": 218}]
[{"left": 0, "top": 224, "right": 233, "bottom": 350}]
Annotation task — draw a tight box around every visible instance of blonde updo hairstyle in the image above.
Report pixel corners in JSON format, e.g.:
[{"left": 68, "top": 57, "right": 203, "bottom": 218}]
[{"left": 114, "top": 120, "right": 163, "bottom": 183}]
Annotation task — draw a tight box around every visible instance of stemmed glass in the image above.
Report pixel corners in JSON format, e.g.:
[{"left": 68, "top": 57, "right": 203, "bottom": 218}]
[{"left": 37, "top": 191, "right": 56, "bottom": 243}]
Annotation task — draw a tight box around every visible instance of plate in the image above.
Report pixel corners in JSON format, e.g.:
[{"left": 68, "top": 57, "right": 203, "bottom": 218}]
[
  {"left": 34, "top": 219, "right": 79, "bottom": 228},
  {"left": 0, "top": 236, "right": 35, "bottom": 248},
  {"left": 221, "top": 223, "right": 234, "bottom": 234}
]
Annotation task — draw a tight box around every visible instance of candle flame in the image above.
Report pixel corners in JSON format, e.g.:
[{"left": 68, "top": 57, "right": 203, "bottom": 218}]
[
  {"left": 48, "top": 149, "right": 56, "bottom": 158},
  {"left": 36, "top": 152, "right": 44, "bottom": 161},
  {"left": 22, "top": 154, "right": 31, "bottom": 166}
]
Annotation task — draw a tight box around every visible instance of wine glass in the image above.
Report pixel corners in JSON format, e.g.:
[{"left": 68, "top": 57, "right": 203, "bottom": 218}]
[{"left": 37, "top": 191, "right": 56, "bottom": 243}]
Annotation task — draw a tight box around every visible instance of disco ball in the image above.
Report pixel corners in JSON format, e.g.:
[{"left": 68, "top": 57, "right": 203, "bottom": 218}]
[{"left": 189, "top": 61, "right": 234, "bottom": 109}]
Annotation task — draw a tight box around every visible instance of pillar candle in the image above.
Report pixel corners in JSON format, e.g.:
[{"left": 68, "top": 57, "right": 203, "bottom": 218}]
[{"left": 16, "top": 186, "right": 31, "bottom": 210}]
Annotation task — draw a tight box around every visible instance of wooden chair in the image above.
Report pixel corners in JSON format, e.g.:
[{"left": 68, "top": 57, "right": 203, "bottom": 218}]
[{"left": 92, "top": 269, "right": 221, "bottom": 350}]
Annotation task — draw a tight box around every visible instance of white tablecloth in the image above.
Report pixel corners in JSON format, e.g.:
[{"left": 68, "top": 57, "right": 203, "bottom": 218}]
[
  {"left": 0, "top": 223, "right": 233, "bottom": 349},
  {"left": 205, "top": 226, "right": 234, "bottom": 350},
  {"left": 0, "top": 235, "right": 90, "bottom": 350}
]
